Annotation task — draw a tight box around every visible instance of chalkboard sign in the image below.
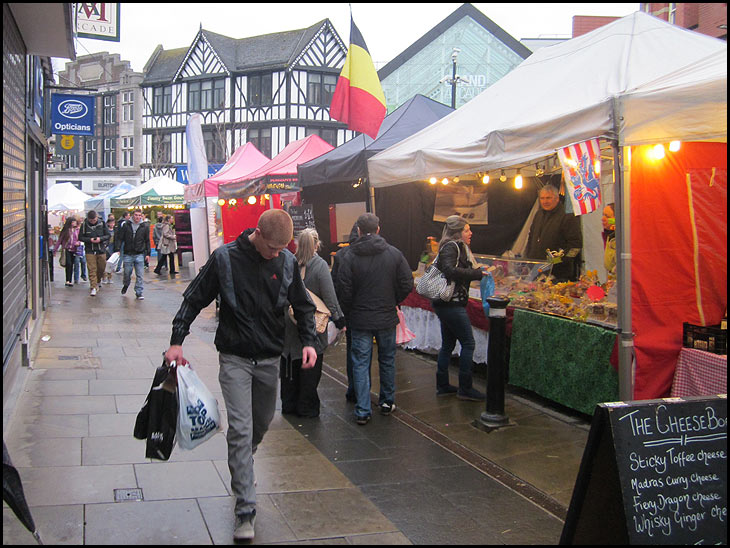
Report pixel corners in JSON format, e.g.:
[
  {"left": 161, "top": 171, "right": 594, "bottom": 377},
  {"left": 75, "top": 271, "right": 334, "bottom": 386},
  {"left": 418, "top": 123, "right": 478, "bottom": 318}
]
[
  {"left": 289, "top": 204, "right": 315, "bottom": 236},
  {"left": 561, "top": 395, "right": 727, "bottom": 545}
]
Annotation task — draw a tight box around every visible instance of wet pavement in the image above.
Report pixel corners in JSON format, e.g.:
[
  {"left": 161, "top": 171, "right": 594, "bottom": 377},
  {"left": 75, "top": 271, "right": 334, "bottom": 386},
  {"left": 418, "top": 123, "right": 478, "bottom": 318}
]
[{"left": 3, "top": 260, "right": 589, "bottom": 544}]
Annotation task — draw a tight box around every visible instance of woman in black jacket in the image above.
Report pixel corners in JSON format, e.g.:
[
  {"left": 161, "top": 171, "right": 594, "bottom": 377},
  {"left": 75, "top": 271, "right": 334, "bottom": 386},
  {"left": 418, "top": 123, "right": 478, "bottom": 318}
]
[{"left": 432, "top": 215, "right": 489, "bottom": 401}]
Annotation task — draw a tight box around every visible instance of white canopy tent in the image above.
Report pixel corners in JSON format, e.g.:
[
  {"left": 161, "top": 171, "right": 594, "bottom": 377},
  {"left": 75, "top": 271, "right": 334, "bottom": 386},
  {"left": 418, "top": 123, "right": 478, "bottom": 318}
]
[
  {"left": 367, "top": 12, "right": 727, "bottom": 401},
  {"left": 84, "top": 182, "right": 135, "bottom": 218},
  {"left": 368, "top": 12, "right": 726, "bottom": 185},
  {"left": 47, "top": 182, "right": 93, "bottom": 212}
]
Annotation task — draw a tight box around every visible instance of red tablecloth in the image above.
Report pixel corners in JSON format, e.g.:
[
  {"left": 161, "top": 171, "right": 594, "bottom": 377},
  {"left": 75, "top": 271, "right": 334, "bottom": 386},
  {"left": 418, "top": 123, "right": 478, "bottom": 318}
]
[
  {"left": 401, "top": 290, "right": 489, "bottom": 331},
  {"left": 671, "top": 347, "right": 727, "bottom": 397}
]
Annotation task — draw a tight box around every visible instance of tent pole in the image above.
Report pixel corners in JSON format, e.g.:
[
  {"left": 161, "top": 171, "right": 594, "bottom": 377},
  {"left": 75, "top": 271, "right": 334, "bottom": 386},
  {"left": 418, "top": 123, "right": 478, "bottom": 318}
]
[{"left": 612, "top": 138, "right": 635, "bottom": 401}]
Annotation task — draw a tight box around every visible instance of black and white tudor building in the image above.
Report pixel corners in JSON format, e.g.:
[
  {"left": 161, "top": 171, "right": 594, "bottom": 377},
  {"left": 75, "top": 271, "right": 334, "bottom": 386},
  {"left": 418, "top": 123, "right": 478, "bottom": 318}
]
[{"left": 140, "top": 19, "right": 353, "bottom": 181}]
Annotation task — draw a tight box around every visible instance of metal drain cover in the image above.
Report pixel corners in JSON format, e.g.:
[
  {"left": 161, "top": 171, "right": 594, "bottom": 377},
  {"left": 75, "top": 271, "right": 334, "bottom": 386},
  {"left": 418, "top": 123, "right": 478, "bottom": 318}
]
[{"left": 114, "top": 488, "right": 143, "bottom": 502}]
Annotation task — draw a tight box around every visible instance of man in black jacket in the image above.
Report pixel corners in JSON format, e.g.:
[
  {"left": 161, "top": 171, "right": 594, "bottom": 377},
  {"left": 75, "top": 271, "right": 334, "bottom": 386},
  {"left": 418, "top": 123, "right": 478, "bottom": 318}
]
[
  {"left": 78, "top": 210, "right": 111, "bottom": 297},
  {"left": 117, "top": 209, "right": 150, "bottom": 299},
  {"left": 164, "top": 209, "right": 317, "bottom": 542},
  {"left": 335, "top": 213, "right": 413, "bottom": 425},
  {"left": 525, "top": 185, "right": 583, "bottom": 281}
]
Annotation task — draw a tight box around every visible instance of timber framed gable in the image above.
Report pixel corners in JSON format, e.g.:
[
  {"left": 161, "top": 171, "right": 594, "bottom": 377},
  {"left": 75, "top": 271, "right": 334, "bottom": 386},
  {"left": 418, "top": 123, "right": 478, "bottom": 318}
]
[{"left": 141, "top": 19, "right": 352, "bottom": 180}]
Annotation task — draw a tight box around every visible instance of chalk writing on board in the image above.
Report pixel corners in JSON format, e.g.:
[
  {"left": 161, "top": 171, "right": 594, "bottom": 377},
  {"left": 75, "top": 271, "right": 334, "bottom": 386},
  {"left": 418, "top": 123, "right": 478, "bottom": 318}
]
[{"left": 614, "top": 403, "right": 727, "bottom": 542}]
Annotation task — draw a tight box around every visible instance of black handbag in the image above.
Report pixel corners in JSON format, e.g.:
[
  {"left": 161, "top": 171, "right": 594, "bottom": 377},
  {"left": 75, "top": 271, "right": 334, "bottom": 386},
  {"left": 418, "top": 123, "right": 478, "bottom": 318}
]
[{"left": 134, "top": 361, "right": 178, "bottom": 460}]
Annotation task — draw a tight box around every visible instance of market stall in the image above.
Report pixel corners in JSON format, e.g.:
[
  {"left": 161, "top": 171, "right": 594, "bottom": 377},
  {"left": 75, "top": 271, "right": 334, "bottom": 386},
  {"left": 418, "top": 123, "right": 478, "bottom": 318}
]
[
  {"left": 217, "top": 135, "right": 333, "bottom": 243},
  {"left": 367, "top": 12, "right": 727, "bottom": 408},
  {"left": 110, "top": 176, "right": 185, "bottom": 209},
  {"left": 297, "top": 94, "right": 455, "bottom": 260},
  {"left": 47, "top": 182, "right": 93, "bottom": 224},
  {"left": 184, "top": 142, "right": 270, "bottom": 253}
]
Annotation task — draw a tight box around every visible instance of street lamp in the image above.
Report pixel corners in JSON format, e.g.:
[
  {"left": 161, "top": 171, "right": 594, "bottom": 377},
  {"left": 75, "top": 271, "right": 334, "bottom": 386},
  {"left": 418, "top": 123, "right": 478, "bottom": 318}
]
[{"left": 439, "top": 48, "right": 465, "bottom": 109}]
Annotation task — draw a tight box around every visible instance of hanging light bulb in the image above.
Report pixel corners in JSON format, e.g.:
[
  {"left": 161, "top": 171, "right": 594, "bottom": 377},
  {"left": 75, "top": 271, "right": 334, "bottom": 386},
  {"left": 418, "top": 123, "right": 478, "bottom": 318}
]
[
  {"left": 482, "top": 174, "right": 490, "bottom": 184},
  {"left": 453, "top": 176, "right": 460, "bottom": 183},
  {"left": 429, "top": 177, "right": 438, "bottom": 185},
  {"left": 499, "top": 170, "right": 507, "bottom": 182},
  {"left": 669, "top": 141, "right": 681, "bottom": 152},
  {"left": 218, "top": 198, "right": 226, "bottom": 207},
  {"left": 514, "top": 170, "right": 523, "bottom": 189},
  {"left": 652, "top": 144, "right": 665, "bottom": 160},
  {"left": 247, "top": 196, "right": 257, "bottom": 205},
  {"left": 441, "top": 178, "right": 449, "bottom": 185},
  {"left": 594, "top": 160, "right": 601, "bottom": 176}
]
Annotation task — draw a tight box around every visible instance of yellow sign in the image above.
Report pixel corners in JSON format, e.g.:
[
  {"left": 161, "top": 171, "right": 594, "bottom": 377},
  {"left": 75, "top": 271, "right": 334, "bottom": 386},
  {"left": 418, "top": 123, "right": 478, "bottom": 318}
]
[{"left": 60, "top": 135, "right": 76, "bottom": 150}]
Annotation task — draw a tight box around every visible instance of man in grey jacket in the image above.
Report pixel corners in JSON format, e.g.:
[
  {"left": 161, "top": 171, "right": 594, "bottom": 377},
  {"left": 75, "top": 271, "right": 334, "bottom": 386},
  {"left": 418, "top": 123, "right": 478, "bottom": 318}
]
[{"left": 335, "top": 213, "right": 413, "bottom": 425}]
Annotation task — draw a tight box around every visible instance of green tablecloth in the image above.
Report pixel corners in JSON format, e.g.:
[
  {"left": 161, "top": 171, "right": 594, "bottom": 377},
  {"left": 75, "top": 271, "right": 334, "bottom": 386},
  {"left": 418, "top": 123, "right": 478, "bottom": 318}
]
[{"left": 509, "top": 308, "right": 619, "bottom": 415}]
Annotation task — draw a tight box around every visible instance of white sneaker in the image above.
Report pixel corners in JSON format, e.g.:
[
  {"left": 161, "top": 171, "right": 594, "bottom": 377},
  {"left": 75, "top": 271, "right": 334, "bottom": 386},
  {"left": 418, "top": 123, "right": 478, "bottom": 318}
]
[
  {"left": 90, "top": 288, "right": 97, "bottom": 296},
  {"left": 233, "top": 511, "right": 256, "bottom": 541}
]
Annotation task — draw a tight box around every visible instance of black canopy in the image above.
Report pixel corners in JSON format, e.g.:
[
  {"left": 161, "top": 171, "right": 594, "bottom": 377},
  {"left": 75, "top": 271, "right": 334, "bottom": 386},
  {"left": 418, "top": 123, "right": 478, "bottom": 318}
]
[{"left": 297, "top": 95, "right": 453, "bottom": 187}]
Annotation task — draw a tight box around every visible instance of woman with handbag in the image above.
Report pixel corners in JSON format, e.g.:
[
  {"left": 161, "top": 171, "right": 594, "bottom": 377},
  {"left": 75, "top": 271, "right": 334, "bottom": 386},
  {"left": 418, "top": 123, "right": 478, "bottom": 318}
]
[
  {"left": 432, "top": 215, "right": 490, "bottom": 401},
  {"left": 154, "top": 215, "right": 178, "bottom": 276},
  {"left": 53, "top": 217, "right": 80, "bottom": 287},
  {"left": 280, "top": 228, "right": 344, "bottom": 417}
]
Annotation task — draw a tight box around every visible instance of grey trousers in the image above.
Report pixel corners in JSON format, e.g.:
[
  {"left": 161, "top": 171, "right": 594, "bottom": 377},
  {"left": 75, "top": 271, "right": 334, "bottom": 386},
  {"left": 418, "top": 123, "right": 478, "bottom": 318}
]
[{"left": 218, "top": 353, "right": 279, "bottom": 516}]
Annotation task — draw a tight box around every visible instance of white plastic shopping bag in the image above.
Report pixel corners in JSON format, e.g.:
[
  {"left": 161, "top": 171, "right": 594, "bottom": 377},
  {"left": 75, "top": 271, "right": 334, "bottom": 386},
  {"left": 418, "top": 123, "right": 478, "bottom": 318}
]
[
  {"left": 175, "top": 363, "right": 221, "bottom": 450},
  {"left": 327, "top": 321, "right": 345, "bottom": 346},
  {"left": 105, "top": 252, "right": 120, "bottom": 273}
]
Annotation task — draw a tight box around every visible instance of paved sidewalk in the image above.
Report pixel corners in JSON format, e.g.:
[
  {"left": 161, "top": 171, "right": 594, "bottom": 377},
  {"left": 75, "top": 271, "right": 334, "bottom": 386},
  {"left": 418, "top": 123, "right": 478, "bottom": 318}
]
[{"left": 3, "top": 263, "right": 578, "bottom": 544}]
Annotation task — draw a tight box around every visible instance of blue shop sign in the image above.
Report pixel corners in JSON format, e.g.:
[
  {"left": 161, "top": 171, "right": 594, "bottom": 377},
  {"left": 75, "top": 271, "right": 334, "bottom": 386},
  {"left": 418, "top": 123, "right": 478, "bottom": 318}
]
[
  {"left": 51, "top": 94, "right": 95, "bottom": 136},
  {"left": 176, "top": 164, "right": 224, "bottom": 184}
]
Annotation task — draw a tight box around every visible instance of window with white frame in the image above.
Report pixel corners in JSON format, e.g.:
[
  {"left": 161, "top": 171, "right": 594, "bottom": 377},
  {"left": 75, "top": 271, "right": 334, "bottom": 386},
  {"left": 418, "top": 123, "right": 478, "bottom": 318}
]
[
  {"left": 307, "top": 72, "right": 337, "bottom": 106},
  {"left": 153, "top": 86, "right": 173, "bottom": 114},
  {"left": 122, "top": 91, "right": 134, "bottom": 121},
  {"left": 247, "top": 127, "right": 271, "bottom": 158},
  {"left": 122, "top": 136, "right": 134, "bottom": 167},
  {"left": 248, "top": 73, "right": 272, "bottom": 106},
  {"left": 85, "top": 137, "right": 97, "bottom": 168},
  {"left": 103, "top": 94, "right": 116, "bottom": 124},
  {"left": 103, "top": 138, "right": 116, "bottom": 167},
  {"left": 188, "top": 79, "right": 225, "bottom": 111}
]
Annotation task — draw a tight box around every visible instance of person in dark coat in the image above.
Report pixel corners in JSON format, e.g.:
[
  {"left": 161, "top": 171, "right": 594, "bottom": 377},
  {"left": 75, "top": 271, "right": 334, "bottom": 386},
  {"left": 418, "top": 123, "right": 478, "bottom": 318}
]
[
  {"left": 117, "top": 209, "right": 150, "bottom": 299},
  {"left": 78, "top": 210, "right": 111, "bottom": 296},
  {"left": 335, "top": 213, "right": 413, "bottom": 425},
  {"left": 330, "top": 223, "right": 360, "bottom": 403},
  {"left": 525, "top": 184, "right": 583, "bottom": 281},
  {"left": 432, "top": 215, "right": 491, "bottom": 401}
]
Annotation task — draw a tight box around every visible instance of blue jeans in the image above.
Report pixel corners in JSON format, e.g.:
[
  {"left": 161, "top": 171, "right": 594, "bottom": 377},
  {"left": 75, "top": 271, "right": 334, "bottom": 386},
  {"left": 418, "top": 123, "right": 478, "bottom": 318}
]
[
  {"left": 350, "top": 327, "right": 397, "bottom": 418},
  {"left": 73, "top": 254, "right": 87, "bottom": 282},
  {"left": 123, "top": 253, "right": 145, "bottom": 296},
  {"left": 433, "top": 304, "right": 476, "bottom": 391}
]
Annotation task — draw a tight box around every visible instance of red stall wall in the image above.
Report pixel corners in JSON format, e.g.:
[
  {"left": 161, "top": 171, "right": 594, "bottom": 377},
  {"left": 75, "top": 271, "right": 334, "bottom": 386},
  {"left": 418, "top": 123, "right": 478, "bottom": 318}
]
[{"left": 630, "top": 142, "right": 727, "bottom": 399}]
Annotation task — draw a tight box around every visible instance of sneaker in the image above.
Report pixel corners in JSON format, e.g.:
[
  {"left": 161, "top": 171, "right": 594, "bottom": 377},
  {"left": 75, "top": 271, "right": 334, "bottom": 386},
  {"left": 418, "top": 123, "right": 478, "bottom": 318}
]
[
  {"left": 90, "top": 288, "right": 97, "bottom": 297},
  {"left": 457, "top": 388, "right": 486, "bottom": 402},
  {"left": 121, "top": 284, "right": 128, "bottom": 295},
  {"left": 65, "top": 282, "right": 73, "bottom": 287},
  {"left": 379, "top": 402, "right": 395, "bottom": 415},
  {"left": 136, "top": 294, "right": 144, "bottom": 300},
  {"left": 355, "top": 414, "right": 371, "bottom": 425},
  {"left": 233, "top": 511, "right": 256, "bottom": 541},
  {"left": 81, "top": 276, "right": 87, "bottom": 281},
  {"left": 437, "top": 385, "right": 458, "bottom": 396}
]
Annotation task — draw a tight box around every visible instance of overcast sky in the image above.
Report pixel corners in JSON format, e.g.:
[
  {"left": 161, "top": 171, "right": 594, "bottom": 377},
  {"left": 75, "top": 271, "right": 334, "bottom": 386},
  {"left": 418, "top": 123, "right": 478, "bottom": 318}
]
[{"left": 56, "top": 3, "right": 640, "bottom": 76}]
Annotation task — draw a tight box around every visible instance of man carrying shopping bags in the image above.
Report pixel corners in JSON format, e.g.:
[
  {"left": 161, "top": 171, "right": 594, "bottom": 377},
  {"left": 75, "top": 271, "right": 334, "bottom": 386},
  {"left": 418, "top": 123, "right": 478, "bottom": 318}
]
[{"left": 164, "top": 209, "right": 317, "bottom": 542}]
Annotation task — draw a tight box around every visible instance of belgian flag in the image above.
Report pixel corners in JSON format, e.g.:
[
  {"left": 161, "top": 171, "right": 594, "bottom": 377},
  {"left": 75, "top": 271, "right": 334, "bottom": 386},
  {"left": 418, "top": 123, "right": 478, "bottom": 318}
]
[{"left": 330, "top": 17, "right": 386, "bottom": 139}]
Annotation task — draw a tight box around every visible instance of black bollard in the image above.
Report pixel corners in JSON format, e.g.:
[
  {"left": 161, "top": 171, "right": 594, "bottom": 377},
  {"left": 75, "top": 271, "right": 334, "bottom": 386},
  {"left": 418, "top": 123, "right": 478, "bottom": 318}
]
[{"left": 480, "top": 296, "right": 510, "bottom": 428}]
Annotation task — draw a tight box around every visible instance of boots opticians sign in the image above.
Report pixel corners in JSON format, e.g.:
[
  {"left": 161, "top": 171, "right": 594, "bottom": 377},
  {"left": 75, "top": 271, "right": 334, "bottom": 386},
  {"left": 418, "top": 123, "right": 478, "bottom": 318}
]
[
  {"left": 51, "top": 94, "right": 95, "bottom": 136},
  {"left": 73, "top": 3, "right": 120, "bottom": 42}
]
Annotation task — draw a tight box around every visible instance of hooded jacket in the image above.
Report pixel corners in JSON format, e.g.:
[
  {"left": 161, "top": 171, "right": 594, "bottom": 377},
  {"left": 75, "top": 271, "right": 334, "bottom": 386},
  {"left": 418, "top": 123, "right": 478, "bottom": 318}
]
[
  {"left": 335, "top": 233, "right": 413, "bottom": 330},
  {"left": 78, "top": 218, "right": 111, "bottom": 255},
  {"left": 170, "top": 228, "right": 317, "bottom": 359},
  {"left": 118, "top": 219, "right": 151, "bottom": 256}
]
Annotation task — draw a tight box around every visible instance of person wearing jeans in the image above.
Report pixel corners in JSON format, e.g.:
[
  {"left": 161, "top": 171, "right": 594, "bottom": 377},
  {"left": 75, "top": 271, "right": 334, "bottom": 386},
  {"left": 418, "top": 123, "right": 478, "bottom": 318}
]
[
  {"left": 334, "top": 213, "right": 413, "bottom": 425},
  {"left": 431, "top": 215, "right": 491, "bottom": 401},
  {"left": 350, "top": 327, "right": 397, "bottom": 420},
  {"left": 117, "top": 209, "right": 150, "bottom": 300}
]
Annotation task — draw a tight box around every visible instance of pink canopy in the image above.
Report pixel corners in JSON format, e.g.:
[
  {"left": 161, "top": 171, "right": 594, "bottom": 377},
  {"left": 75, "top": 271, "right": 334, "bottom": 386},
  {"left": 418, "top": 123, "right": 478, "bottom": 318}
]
[
  {"left": 218, "top": 135, "right": 334, "bottom": 199},
  {"left": 184, "top": 143, "right": 270, "bottom": 201}
]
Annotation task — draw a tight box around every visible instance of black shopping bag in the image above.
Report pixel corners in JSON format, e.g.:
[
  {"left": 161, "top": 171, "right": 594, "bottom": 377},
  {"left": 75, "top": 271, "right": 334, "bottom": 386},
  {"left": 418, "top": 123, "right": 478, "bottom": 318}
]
[{"left": 134, "top": 361, "right": 178, "bottom": 460}]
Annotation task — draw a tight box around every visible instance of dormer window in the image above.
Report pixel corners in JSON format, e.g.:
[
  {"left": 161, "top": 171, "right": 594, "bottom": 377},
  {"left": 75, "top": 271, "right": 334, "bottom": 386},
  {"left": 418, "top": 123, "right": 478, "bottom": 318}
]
[{"left": 188, "top": 79, "right": 225, "bottom": 112}]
